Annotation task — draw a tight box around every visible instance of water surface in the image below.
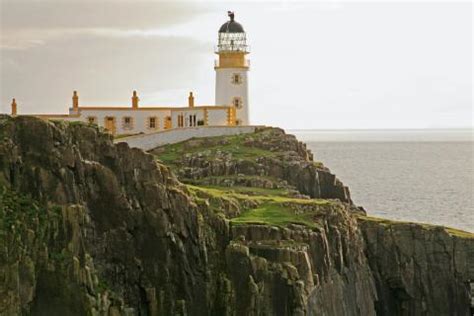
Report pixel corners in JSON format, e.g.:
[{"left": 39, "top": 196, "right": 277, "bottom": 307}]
[{"left": 291, "top": 129, "right": 473, "bottom": 232}]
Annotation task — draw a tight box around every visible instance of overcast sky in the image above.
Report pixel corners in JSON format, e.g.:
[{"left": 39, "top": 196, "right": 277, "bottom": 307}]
[{"left": 0, "top": 0, "right": 472, "bottom": 129}]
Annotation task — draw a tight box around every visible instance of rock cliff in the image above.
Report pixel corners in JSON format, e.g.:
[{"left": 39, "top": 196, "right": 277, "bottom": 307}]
[{"left": 0, "top": 116, "right": 472, "bottom": 315}]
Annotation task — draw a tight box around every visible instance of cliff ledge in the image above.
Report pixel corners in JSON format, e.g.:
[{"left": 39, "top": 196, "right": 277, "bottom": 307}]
[{"left": 1, "top": 116, "right": 472, "bottom": 315}]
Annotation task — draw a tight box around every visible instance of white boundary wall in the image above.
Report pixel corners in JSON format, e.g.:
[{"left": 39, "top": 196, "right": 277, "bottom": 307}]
[{"left": 115, "top": 126, "right": 259, "bottom": 151}]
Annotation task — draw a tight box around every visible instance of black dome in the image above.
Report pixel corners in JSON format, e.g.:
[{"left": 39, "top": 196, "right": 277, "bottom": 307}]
[{"left": 219, "top": 20, "right": 245, "bottom": 33}]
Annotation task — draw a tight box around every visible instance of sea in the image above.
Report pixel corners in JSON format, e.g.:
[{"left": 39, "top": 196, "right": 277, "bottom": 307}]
[{"left": 290, "top": 129, "right": 474, "bottom": 233}]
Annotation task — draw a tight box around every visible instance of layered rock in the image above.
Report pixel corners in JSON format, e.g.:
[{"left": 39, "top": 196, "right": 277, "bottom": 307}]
[
  {"left": 0, "top": 116, "right": 472, "bottom": 315},
  {"left": 150, "top": 127, "right": 351, "bottom": 203},
  {"left": 359, "top": 217, "right": 474, "bottom": 315}
]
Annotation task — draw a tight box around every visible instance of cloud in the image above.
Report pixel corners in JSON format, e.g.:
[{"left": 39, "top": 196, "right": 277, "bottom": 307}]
[
  {"left": 0, "top": 1, "right": 204, "bottom": 30},
  {"left": 0, "top": 1, "right": 207, "bottom": 50},
  {"left": 0, "top": 32, "right": 211, "bottom": 113}
]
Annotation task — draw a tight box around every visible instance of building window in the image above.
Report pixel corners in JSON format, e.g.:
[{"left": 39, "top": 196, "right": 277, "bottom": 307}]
[
  {"left": 87, "top": 116, "right": 97, "bottom": 125},
  {"left": 178, "top": 114, "right": 184, "bottom": 127},
  {"left": 232, "top": 97, "right": 243, "bottom": 109},
  {"left": 189, "top": 114, "right": 197, "bottom": 127},
  {"left": 122, "top": 116, "right": 134, "bottom": 130},
  {"left": 231, "top": 73, "right": 242, "bottom": 84},
  {"left": 148, "top": 117, "right": 158, "bottom": 130}
]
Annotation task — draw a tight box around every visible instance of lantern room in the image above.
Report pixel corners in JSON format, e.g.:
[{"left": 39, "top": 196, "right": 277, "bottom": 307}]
[{"left": 216, "top": 11, "right": 249, "bottom": 53}]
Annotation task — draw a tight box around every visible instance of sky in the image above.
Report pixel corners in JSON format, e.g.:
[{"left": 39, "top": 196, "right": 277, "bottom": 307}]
[{"left": 0, "top": 0, "right": 472, "bottom": 129}]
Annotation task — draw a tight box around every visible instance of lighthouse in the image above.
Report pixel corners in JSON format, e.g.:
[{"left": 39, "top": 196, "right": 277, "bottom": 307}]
[{"left": 215, "top": 11, "right": 250, "bottom": 125}]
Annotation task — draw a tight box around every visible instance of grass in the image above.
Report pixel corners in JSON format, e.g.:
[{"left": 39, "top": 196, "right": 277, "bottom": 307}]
[
  {"left": 445, "top": 227, "right": 474, "bottom": 239},
  {"left": 186, "top": 184, "right": 330, "bottom": 229},
  {"left": 152, "top": 130, "right": 330, "bottom": 230},
  {"left": 115, "top": 133, "right": 141, "bottom": 139},
  {"left": 187, "top": 184, "right": 328, "bottom": 205},
  {"left": 153, "top": 133, "right": 276, "bottom": 165},
  {"left": 231, "top": 202, "right": 319, "bottom": 228},
  {"left": 358, "top": 215, "right": 474, "bottom": 239},
  {"left": 190, "top": 183, "right": 291, "bottom": 197}
]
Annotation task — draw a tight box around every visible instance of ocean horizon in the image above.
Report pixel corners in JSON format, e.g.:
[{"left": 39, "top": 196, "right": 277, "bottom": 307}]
[{"left": 289, "top": 128, "right": 473, "bottom": 142}]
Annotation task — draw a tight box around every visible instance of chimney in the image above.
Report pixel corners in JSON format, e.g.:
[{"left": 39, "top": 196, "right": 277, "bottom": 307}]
[
  {"left": 132, "top": 90, "right": 139, "bottom": 109},
  {"left": 72, "top": 91, "right": 79, "bottom": 111},
  {"left": 11, "top": 98, "right": 17, "bottom": 116},
  {"left": 188, "top": 92, "right": 194, "bottom": 108}
]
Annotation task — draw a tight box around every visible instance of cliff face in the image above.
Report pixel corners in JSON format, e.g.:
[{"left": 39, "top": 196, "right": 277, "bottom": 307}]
[
  {"left": 150, "top": 127, "right": 351, "bottom": 203},
  {"left": 359, "top": 218, "right": 474, "bottom": 315},
  {"left": 0, "top": 116, "right": 472, "bottom": 315}
]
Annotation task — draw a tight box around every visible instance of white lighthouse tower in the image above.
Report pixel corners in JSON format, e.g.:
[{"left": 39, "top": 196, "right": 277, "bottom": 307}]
[{"left": 215, "top": 11, "right": 250, "bottom": 125}]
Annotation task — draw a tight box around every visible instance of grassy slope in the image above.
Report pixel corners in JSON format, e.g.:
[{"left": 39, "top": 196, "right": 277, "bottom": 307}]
[
  {"left": 187, "top": 185, "right": 329, "bottom": 228},
  {"left": 358, "top": 215, "right": 474, "bottom": 239},
  {"left": 152, "top": 132, "right": 326, "bottom": 228},
  {"left": 153, "top": 133, "right": 277, "bottom": 166}
]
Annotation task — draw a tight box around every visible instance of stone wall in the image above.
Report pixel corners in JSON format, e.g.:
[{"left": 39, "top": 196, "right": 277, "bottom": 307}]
[{"left": 115, "top": 125, "right": 259, "bottom": 150}]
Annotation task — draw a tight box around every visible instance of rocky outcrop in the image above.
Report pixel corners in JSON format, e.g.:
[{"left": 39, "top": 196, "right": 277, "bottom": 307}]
[
  {"left": 0, "top": 116, "right": 472, "bottom": 315},
  {"left": 151, "top": 127, "right": 352, "bottom": 203},
  {"left": 359, "top": 217, "right": 474, "bottom": 315}
]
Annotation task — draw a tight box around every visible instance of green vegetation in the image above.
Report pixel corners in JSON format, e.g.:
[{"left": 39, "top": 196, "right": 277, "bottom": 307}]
[
  {"left": 357, "top": 215, "right": 438, "bottom": 228},
  {"left": 153, "top": 133, "right": 276, "bottom": 165},
  {"left": 151, "top": 130, "right": 332, "bottom": 229},
  {"left": 187, "top": 185, "right": 328, "bottom": 205},
  {"left": 445, "top": 227, "right": 474, "bottom": 239},
  {"left": 231, "top": 202, "right": 320, "bottom": 228},
  {"left": 0, "top": 187, "right": 67, "bottom": 260},
  {"left": 358, "top": 215, "right": 474, "bottom": 239},
  {"left": 115, "top": 133, "right": 141, "bottom": 139},
  {"left": 190, "top": 183, "right": 291, "bottom": 197},
  {"left": 187, "top": 184, "right": 330, "bottom": 229},
  {"left": 0, "top": 187, "right": 48, "bottom": 235}
]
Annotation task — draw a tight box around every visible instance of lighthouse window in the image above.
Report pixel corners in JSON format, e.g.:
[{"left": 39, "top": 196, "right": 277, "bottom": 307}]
[
  {"left": 232, "top": 97, "right": 243, "bottom": 109},
  {"left": 231, "top": 73, "right": 242, "bottom": 84},
  {"left": 122, "top": 116, "right": 133, "bottom": 130}
]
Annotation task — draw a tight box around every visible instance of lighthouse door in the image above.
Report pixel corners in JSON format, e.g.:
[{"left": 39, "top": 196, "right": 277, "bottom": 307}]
[{"left": 104, "top": 116, "right": 116, "bottom": 135}]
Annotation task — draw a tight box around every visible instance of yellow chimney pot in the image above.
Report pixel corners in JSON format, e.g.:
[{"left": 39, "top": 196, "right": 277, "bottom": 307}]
[
  {"left": 188, "top": 92, "right": 195, "bottom": 108},
  {"left": 11, "top": 98, "right": 17, "bottom": 116},
  {"left": 132, "top": 90, "right": 139, "bottom": 109},
  {"left": 72, "top": 90, "right": 79, "bottom": 111}
]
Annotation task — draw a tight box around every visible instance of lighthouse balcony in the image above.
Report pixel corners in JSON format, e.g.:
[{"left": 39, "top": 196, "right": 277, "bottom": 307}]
[{"left": 215, "top": 44, "right": 250, "bottom": 54}]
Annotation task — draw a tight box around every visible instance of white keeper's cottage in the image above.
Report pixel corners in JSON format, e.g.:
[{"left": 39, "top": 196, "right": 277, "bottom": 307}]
[{"left": 9, "top": 12, "right": 251, "bottom": 136}]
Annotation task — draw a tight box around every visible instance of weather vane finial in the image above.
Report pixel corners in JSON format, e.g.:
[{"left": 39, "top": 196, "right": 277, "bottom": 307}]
[{"left": 227, "top": 11, "right": 235, "bottom": 21}]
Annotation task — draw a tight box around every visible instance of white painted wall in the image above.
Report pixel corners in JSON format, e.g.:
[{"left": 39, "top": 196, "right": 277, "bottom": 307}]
[
  {"left": 73, "top": 109, "right": 171, "bottom": 134},
  {"left": 116, "top": 126, "right": 258, "bottom": 151},
  {"left": 215, "top": 67, "right": 249, "bottom": 125},
  {"left": 53, "top": 106, "right": 232, "bottom": 135},
  {"left": 207, "top": 109, "right": 228, "bottom": 126}
]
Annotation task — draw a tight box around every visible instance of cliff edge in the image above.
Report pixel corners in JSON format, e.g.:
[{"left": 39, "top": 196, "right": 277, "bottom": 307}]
[{"left": 0, "top": 116, "right": 472, "bottom": 315}]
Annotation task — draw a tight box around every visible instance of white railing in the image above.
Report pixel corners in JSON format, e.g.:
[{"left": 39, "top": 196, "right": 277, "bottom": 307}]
[{"left": 214, "top": 45, "right": 250, "bottom": 54}]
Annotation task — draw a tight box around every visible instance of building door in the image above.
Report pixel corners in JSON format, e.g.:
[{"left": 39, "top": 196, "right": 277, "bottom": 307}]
[{"left": 104, "top": 116, "right": 116, "bottom": 135}]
